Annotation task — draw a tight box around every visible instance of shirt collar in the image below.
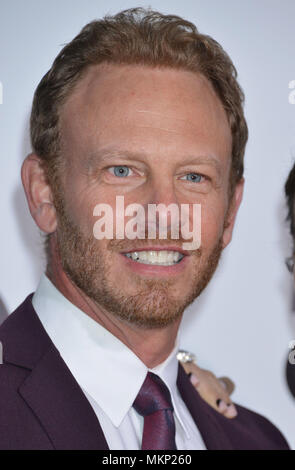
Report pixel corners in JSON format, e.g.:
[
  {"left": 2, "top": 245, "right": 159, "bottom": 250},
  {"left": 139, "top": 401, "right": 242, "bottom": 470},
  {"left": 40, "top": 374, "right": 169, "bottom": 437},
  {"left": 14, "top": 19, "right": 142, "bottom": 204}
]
[{"left": 32, "top": 274, "right": 189, "bottom": 436}]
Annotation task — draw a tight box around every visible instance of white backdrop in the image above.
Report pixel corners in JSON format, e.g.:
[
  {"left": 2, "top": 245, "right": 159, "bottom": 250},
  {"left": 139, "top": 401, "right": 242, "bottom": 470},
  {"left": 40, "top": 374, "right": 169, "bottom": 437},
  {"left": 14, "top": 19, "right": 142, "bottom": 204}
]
[{"left": 1, "top": 0, "right": 295, "bottom": 448}]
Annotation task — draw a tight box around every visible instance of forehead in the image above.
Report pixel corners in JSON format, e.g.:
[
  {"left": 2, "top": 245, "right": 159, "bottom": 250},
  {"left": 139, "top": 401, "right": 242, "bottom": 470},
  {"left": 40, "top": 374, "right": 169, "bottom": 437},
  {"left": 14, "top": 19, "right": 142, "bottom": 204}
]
[{"left": 59, "top": 63, "right": 232, "bottom": 165}]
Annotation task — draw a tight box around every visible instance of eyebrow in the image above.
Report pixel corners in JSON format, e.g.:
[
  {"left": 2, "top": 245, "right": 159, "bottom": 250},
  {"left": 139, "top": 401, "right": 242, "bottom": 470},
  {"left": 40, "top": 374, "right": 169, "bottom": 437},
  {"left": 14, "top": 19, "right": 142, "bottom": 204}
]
[
  {"left": 85, "top": 149, "right": 147, "bottom": 169},
  {"left": 84, "top": 148, "right": 223, "bottom": 176},
  {"left": 178, "top": 155, "right": 222, "bottom": 176}
]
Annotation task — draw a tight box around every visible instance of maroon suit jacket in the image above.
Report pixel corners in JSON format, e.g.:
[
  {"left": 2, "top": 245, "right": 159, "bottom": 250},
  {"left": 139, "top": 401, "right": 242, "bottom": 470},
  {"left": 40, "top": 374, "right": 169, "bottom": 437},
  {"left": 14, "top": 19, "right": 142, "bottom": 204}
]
[{"left": 0, "top": 294, "right": 290, "bottom": 450}]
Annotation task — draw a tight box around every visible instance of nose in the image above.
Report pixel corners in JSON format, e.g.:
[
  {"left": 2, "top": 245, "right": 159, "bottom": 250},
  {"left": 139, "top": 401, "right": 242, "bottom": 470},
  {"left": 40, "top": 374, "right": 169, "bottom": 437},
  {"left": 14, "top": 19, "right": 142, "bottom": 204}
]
[
  {"left": 148, "top": 173, "right": 179, "bottom": 207},
  {"left": 144, "top": 174, "right": 180, "bottom": 237}
]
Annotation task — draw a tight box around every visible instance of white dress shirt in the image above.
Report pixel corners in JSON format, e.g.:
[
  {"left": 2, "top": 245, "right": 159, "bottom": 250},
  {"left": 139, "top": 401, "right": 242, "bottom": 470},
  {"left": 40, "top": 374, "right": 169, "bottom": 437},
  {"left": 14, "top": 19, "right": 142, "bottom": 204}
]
[{"left": 32, "top": 274, "right": 206, "bottom": 450}]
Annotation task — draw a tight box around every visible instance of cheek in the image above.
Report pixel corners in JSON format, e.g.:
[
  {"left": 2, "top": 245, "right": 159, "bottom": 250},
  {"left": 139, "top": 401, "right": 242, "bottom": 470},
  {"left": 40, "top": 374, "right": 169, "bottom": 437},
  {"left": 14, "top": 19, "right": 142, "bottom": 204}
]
[
  {"left": 70, "top": 186, "right": 142, "bottom": 238},
  {"left": 65, "top": 183, "right": 116, "bottom": 236},
  {"left": 200, "top": 201, "right": 227, "bottom": 248}
]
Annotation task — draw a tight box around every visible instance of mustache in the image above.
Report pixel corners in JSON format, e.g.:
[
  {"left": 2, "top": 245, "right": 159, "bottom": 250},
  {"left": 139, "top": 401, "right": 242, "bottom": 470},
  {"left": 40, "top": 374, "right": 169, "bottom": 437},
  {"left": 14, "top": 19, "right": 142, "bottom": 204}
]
[{"left": 107, "top": 234, "right": 202, "bottom": 256}]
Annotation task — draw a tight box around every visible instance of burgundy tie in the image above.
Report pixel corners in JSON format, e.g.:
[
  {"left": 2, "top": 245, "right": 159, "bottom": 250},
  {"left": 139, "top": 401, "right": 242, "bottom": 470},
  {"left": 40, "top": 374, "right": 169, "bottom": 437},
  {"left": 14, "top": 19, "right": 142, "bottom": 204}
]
[{"left": 133, "top": 372, "right": 177, "bottom": 450}]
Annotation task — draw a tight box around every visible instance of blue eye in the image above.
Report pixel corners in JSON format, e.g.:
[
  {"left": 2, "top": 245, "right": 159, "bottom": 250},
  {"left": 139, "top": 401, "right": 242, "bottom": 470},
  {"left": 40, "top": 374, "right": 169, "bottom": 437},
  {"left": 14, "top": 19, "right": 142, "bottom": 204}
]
[
  {"left": 183, "top": 173, "right": 202, "bottom": 183},
  {"left": 111, "top": 166, "right": 131, "bottom": 177}
]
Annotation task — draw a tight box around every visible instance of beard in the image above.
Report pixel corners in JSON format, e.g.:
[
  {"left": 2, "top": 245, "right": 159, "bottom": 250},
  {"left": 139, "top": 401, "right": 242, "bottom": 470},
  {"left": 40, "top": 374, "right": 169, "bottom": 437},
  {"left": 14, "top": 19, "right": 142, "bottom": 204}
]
[{"left": 52, "top": 191, "right": 224, "bottom": 330}]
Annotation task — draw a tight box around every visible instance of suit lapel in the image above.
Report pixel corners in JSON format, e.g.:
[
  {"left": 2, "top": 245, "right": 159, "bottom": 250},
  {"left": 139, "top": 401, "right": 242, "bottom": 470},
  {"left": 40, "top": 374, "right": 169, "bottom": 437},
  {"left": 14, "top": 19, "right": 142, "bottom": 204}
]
[
  {"left": 18, "top": 344, "right": 109, "bottom": 450},
  {"left": 177, "top": 362, "right": 234, "bottom": 450},
  {"left": 4, "top": 294, "right": 109, "bottom": 450},
  {"left": 4, "top": 294, "right": 235, "bottom": 450}
]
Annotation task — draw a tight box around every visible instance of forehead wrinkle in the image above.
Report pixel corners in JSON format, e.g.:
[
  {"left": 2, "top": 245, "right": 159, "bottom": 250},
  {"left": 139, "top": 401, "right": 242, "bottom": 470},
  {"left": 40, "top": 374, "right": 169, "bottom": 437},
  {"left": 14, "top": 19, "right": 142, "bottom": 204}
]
[
  {"left": 136, "top": 109, "right": 189, "bottom": 123},
  {"left": 135, "top": 125, "right": 181, "bottom": 134},
  {"left": 134, "top": 108, "right": 197, "bottom": 134}
]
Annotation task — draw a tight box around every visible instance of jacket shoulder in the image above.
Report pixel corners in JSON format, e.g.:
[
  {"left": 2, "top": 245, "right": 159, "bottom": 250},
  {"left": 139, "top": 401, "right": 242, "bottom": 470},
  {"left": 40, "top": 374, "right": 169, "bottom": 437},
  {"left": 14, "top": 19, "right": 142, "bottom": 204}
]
[
  {"left": 0, "top": 295, "right": 54, "bottom": 449},
  {"left": 177, "top": 363, "right": 290, "bottom": 449},
  {"left": 207, "top": 398, "right": 290, "bottom": 450},
  {"left": 230, "top": 402, "right": 290, "bottom": 449}
]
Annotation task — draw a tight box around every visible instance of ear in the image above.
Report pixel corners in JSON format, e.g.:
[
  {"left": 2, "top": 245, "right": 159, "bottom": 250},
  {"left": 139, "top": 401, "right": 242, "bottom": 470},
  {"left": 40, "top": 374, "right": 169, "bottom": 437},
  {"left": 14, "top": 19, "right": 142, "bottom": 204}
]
[
  {"left": 21, "top": 153, "right": 57, "bottom": 234},
  {"left": 222, "top": 178, "right": 244, "bottom": 249}
]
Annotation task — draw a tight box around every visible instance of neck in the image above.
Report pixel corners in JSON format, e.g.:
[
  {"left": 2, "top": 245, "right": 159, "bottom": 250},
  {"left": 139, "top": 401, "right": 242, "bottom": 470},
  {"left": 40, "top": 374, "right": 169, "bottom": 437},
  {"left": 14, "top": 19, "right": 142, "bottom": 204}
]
[{"left": 46, "top": 241, "right": 182, "bottom": 369}]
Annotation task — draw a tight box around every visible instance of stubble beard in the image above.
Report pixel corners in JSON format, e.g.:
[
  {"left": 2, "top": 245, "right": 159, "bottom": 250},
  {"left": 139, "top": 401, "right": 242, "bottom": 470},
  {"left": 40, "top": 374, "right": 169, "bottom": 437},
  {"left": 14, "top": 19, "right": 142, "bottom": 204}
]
[{"left": 52, "top": 192, "right": 224, "bottom": 329}]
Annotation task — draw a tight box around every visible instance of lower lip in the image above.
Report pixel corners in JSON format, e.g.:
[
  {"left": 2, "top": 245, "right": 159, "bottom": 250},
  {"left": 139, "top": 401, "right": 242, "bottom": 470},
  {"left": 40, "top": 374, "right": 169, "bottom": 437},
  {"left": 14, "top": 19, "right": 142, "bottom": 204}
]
[{"left": 120, "top": 253, "right": 189, "bottom": 277}]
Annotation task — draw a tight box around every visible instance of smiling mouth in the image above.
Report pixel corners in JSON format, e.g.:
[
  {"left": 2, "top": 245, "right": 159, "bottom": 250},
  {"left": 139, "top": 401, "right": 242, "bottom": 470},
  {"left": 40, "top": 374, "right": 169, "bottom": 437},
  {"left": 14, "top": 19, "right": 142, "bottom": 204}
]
[{"left": 123, "top": 250, "right": 185, "bottom": 266}]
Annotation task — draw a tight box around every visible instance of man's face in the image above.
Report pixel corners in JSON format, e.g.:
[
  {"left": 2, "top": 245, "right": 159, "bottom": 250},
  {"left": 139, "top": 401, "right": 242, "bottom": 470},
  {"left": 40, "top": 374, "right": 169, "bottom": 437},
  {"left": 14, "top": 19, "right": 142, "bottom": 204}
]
[{"left": 52, "top": 64, "right": 237, "bottom": 328}]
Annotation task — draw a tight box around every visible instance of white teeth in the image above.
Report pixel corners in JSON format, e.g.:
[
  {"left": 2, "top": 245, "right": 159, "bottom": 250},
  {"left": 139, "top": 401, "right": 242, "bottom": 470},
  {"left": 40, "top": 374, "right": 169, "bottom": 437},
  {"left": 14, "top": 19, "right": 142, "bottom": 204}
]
[{"left": 124, "top": 250, "right": 184, "bottom": 265}]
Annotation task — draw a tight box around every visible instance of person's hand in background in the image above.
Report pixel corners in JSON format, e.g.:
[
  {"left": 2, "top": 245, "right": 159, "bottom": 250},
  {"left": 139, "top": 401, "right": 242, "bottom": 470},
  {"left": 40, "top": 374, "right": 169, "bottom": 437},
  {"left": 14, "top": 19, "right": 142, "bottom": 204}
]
[{"left": 178, "top": 351, "right": 237, "bottom": 419}]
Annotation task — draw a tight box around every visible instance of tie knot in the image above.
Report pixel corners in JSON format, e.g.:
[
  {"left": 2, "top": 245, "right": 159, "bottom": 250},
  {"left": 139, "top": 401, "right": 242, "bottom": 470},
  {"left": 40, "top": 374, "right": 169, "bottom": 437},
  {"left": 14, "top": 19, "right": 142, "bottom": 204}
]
[{"left": 133, "top": 372, "right": 174, "bottom": 417}]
